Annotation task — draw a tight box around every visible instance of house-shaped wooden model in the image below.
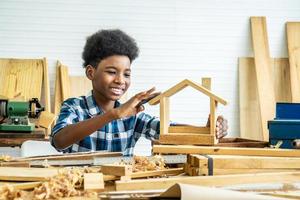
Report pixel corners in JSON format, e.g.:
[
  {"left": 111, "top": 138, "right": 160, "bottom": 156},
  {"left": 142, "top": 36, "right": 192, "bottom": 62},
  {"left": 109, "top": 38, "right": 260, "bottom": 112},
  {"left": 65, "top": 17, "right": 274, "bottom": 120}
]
[{"left": 148, "top": 79, "right": 228, "bottom": 145}]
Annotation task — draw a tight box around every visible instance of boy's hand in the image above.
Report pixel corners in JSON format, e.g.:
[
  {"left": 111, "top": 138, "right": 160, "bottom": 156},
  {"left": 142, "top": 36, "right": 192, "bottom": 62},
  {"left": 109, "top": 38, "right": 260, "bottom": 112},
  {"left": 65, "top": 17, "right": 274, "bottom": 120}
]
[
  {"left": 206, "top": 115, "right": 228, "bottom": 139},
  {"left": 114, "top": 87, "right": 160, "bottom": 119}
]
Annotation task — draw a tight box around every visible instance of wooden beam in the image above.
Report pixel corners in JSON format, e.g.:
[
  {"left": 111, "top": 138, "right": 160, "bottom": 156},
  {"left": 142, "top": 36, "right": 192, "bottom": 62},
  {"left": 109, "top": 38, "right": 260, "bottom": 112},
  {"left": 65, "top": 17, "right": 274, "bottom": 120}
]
[
  {"left": 168, "top": 126, "right": 209, "bottom": 134},
  {"left": 250, "top": 17, "right": 275, "bottom": 141},
  {"left": 286, "top": 22, "right": 300, "bottom": 102},
  {"left": 159, "top": 97, "right": 169, "bottom": 135},
  {"left": 159, "top": 134, "right": 215, "bottom": 145},
  {"left": 115, "top": 171, "right": 300, "bottom": 191},
  {"left": 210, "top": 98, "right": 218, "bottom": 145},
  {"left": 153, "top": 145, "right": 300, "bottom": 157},
  {"left": 0, "top": 167, "right": 59, "bottom": 181}
]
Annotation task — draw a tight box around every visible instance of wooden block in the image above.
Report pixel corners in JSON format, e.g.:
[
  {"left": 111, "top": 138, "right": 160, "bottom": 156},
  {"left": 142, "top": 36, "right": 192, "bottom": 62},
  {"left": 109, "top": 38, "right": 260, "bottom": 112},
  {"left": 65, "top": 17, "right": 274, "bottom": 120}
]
[
  {"left": 168, "top": 126, "right": 210, "bottom": 134},
  {"left": 153, "top": 145, "right": 300, "bottom": 157},
  {"left": 250, "top": 17, "right": 275, "bottom": 141},
  {"left": 37, "top": 111, "right": 56, "bottom": 129},
  {"left": 160, "top": 97, "right": 169, "bottom": 135},
  {"left": 201, "top": 77, "right": 211, "bottom": 90},
  {"left": 84, "top": 173, "right": 104, "bottom": 192},
  {"left": 115, "top": 171, "right": 300, "bottom": 191},
  {"left": 159, "top": 134, "right": 215, "bottom": 145},
  {"left": 101, "top": 165, "right": 132, "bottom": 176},
  {"left": 287, "top": 22, "right": 300, "bottom": 102}
]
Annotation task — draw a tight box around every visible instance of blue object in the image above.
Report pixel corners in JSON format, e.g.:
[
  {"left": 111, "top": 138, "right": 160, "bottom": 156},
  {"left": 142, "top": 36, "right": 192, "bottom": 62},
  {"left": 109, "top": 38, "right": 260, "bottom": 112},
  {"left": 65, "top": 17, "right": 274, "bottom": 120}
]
[
  {"left": 268, "top": 103, "right": 300, "bottom": 149},
  {"left": 276, "top": 102, "right": 300, "bottom": 119}
]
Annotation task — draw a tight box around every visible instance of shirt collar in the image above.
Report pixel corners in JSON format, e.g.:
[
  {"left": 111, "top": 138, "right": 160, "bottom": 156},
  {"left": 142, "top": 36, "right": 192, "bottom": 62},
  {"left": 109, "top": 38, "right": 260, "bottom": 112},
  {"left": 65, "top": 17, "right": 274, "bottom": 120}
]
[{"left": 85, "top": 90, "right": 121, "bottom": 116}]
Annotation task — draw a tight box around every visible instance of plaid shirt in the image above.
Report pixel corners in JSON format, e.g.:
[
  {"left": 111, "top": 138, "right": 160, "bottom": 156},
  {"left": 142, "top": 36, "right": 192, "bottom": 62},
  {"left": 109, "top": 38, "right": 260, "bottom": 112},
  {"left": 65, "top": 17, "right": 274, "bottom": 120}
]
[{"left": 50, "top": 91, "right": 160, "bottom": 156}]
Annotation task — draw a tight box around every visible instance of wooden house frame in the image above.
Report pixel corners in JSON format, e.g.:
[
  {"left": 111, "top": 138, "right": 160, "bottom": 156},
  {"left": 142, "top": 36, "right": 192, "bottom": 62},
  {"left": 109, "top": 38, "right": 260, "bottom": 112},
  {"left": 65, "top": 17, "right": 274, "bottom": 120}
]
[{"left": 148, "top": 78, "right": 228, "bottom": 145}]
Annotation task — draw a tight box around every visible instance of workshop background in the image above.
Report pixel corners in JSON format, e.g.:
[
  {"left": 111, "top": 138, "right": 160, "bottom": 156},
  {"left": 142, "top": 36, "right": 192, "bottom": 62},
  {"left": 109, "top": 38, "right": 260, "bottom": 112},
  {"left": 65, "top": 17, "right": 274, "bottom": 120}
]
[{"left": 1, "top": 0, "right": 300, "bottom": 156}]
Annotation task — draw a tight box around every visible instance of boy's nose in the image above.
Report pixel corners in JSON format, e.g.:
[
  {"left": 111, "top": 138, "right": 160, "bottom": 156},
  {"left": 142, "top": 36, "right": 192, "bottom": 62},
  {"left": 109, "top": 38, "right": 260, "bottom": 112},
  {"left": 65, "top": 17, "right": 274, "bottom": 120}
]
[{"left": 114, "top": 75, "right": 125, "bottom": 84}]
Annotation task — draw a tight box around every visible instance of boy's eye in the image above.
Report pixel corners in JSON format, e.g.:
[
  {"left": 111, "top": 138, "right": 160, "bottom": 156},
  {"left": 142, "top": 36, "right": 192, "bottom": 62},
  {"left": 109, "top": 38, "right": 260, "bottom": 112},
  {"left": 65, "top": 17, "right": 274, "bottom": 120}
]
[
  {"left": 124, "top": 73, "right": 131, "bottom": 78},
  {"left": 106, "top": 70, "right": 116, "bottom": 75}
]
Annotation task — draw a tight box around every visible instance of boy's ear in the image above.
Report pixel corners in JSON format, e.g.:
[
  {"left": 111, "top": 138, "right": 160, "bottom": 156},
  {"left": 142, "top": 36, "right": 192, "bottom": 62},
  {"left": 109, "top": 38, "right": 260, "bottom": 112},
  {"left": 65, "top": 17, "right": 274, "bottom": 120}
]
[{"left": 86, "top": 65, "right": 95, "bottom": 80}]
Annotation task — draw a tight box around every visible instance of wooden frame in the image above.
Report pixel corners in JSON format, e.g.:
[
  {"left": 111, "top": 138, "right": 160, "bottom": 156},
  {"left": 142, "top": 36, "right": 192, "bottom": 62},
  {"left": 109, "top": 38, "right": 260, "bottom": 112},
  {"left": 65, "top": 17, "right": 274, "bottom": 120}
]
[{"left": 149, "top": 78, "right": 227, "bottom": 145}]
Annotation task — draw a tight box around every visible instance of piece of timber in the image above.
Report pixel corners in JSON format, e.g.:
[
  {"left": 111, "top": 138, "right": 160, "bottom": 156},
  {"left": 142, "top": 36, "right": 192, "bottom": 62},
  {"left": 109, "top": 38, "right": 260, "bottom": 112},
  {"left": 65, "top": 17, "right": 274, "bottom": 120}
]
[
  {"left": 168, "top": 126, "right": 210, "bottom": 134},
  {"left": 159, "top": 134, "right": 215, "bottom": 145},
  {"left": 131, "top": 168, "right": 184, "bottom": 178},
  {"left": 115, "top": 171, "right": 300, "bottom": 191},
  {"left": 153, "top": 145, "right": 300, "bottom": 157},
  {"left": 189, "top": 154, "right": 300, "bottom": 169},
  {"left": 0, "top": 181, "right": 41, "bottom": 190},
  {"left": 217, "top": 137, "right": 268, "bottom": 148},
  {"left": 101, "top": 165, "right": 132, "bottom": 176},
  {"left": 0, "top": 167, "right": 59, "bottom": 181},
  {"left": 250, "top": 17, "right": 275, "bottom": 141}
]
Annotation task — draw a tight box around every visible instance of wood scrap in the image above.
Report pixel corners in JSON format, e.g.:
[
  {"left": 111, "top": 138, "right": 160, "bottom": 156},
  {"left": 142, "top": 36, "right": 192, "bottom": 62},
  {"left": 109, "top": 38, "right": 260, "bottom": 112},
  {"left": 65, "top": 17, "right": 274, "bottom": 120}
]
[
  {"left": 83, "top": 173, "right": 104, "bottom": 192},
  {"left": 101, "top": 165, "right": 132, "bottom": 176}
]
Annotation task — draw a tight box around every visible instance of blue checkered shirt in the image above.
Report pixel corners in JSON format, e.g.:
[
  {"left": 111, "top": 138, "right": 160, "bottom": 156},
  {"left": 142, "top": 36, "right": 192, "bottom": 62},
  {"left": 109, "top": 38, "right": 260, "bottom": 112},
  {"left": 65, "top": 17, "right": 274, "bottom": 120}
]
[{"left": 50, "top": 91, "right": 160, "bottom": 156}]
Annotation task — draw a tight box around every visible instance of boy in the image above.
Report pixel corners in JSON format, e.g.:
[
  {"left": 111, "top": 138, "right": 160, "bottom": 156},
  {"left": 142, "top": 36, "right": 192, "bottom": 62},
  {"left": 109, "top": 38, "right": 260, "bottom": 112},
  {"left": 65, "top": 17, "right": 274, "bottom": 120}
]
[{"left": 50, "top": 29, "right": 227, "bottom": 156}]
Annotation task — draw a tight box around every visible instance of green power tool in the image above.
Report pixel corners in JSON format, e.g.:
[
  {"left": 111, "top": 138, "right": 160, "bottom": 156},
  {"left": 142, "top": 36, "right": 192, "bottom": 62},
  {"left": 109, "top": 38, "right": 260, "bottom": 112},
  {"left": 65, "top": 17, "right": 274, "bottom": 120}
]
[{"left": 0, "top": 98, "right": 44, "bottom": 132}]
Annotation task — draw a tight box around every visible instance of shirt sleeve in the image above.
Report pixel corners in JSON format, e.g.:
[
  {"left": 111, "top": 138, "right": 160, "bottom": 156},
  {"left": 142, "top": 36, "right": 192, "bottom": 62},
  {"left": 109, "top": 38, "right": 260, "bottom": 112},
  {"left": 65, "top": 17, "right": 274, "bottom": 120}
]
[
  {"left": 50, "top": 101, "right": 80, "bottom": 152},
  {"left": 134, "top": 112, "right": 160, "bottom": 141}
]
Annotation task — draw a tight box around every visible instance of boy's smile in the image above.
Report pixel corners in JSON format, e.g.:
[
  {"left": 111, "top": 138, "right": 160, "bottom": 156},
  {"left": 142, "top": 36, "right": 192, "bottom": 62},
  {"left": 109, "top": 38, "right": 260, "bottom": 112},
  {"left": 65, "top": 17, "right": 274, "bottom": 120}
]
[{"left": 87, "top": 55, "right": 131, "bottom": 110}]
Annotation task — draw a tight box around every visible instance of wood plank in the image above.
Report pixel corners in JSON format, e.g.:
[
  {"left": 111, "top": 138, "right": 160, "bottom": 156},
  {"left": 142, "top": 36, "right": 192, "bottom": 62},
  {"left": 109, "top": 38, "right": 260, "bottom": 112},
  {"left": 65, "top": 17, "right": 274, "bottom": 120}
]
[
  {"left": 131, "top": 168, "right": 184, "bottom": 178},
  {"left": 0, "top": 181, "right": 41, "bottom": 190},
  {"left": 159, "top": 97, "right": 169, "bottom": 135},
  {"left": 159, "top": 134, "right": 215, "bottom": 145},
  {"left": 153, "top": 145, "right": 300, "bottom": 157},
  {"left": 210, "top": 98, "right": 218, "bottom": 145},
  {"left": 54, "top": 62, "right": 63, "bottom": 115},
  {"left": 250, "top": 16, "right": 275, "bottom": 141},
  {"left": 69, "top": 76, "right": 92, "bottom": 97},
  {"left": 115, "top": 171, "right": 300, "bottom": 191},
  {"left": 239, "top": 57, "right": 291, "bottom": 140},
  {"left": 101, "top": 165, "right": 132, "bottom": 176},
  {"left": 0, "top": 167, "right": 59, "bottom": 181},
  {"left": 84, "top": 173, "right": 104, "bottom": 192},
  {"left": 42, "top": 57, "right": 51, "bottom": 113},
  {"left": 59, "top": 63, "right": 71, "bottom": 101},
  {"left": 190, "top": 154, "right": 300, "bottom": 169},
  {"left": 287, "top": 22, "right": 300, "bottom": 102},
  {"left": 37, "top": 111, "right": 56, "bottom": 129},
  {"left": 199, "top": 168, "right": 298, "bottom": 176},
  {"left": 168, "top": 126, "right": 209, "bottom": 134}
]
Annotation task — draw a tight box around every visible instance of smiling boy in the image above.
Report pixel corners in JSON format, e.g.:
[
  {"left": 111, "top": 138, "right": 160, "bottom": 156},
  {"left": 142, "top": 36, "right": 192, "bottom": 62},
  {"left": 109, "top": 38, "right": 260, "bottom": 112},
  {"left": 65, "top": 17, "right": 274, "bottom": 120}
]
[{"left": 50, "top": 29, "right": 227, "bottom": 156}]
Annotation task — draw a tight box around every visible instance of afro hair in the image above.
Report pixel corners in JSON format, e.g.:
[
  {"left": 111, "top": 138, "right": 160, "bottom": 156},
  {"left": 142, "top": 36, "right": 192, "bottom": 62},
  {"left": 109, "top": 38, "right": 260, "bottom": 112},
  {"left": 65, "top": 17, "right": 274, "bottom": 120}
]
[{"left": 82, "top": 29, "right": 139, "bottom": 67}]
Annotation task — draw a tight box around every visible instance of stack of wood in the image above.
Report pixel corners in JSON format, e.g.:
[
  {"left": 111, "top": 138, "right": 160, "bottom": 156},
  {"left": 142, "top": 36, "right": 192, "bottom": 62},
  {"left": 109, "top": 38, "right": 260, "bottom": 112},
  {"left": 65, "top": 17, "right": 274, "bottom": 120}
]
[{"left": 184, "top": 154, "right": 300, "bottom": 176}]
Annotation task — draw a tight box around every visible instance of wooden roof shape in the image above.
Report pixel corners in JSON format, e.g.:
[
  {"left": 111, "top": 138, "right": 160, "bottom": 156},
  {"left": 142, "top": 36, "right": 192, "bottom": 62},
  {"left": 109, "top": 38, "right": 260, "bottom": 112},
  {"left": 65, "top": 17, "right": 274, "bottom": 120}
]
[{"left": 148, "top": 79, "right": 228, "bottom": 105}]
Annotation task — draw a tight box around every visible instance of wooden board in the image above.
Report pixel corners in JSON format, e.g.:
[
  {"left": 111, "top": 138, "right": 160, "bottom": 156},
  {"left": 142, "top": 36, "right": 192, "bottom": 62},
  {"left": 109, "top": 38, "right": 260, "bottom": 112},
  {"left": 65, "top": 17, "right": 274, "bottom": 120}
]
[
  {"left": 0, "top": 58, "right": 44, "bottom": 100},
  {"left": 54, "top": 63, "right": 63, "bottom": 115},
  {"left": 69, "top": 76, "right": 92, "bottom": 97},
  {"left": 250, "top": 17, "right": 275, "bottom": 141},
  {"left": 0, "top": 167, "right": 59, "bottom": 181},
  {"left": 287, "top": 22, "right": 300, "bottom": 102},
  {"left": 239, "top": 57, "right": 291, "bottom": 140},
  {"left": 115, "top": 171, "right": 300, "bottom": 191},
  {"left": 153, "top": 145, "right": 300, "bottom": 157}
]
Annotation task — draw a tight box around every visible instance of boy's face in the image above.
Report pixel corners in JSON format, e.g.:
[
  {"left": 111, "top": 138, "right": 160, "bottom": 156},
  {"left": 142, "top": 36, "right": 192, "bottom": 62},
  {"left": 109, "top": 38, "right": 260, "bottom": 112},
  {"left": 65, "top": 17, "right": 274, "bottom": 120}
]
[{"left": 88, "top": 55, "right": 131, "bottom": 101}]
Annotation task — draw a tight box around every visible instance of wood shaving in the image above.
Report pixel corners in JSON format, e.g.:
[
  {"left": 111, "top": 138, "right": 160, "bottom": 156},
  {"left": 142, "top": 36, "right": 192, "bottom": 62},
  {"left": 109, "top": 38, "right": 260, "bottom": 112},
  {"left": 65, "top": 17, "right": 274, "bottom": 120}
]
[
  {"left": 0, "top": 155, "right": 12, "bottom": 162},
  {"left": 0, "top": 167, "right": 97, "bottom": 200}
]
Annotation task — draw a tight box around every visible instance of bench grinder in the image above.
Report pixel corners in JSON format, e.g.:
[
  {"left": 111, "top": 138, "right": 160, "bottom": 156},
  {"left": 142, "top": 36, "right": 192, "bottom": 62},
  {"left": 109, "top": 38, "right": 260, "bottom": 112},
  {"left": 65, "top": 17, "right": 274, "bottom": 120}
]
[{"left": 0, "top": 98, "right": 44, "bottom": 132}]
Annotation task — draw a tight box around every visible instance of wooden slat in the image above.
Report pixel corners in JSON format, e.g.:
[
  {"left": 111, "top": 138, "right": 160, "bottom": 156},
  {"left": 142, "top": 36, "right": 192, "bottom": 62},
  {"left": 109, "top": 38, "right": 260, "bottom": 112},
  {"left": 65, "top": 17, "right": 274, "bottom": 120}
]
[
  {"left": 250, "top": 16, "right": 275, "bottom": 141},
  {"left": 42, "top": 57, "right": 51, "bottom": 112},
  {"left": 54, "top": 62, "right": 63, "bottom": 115},
  {"left": 0, "top": 182, "right": 41, "bottom": 190},
  {"left": 131, "top": 168, "right": 183, "bottom": 178},
  {"left": 159, "top": 97, "right": 169, "bottom": 135},
  {"left": 210, "top": 98, "right": 218, "bottom": 145},
  {"left": 115, "top": 171, "right": 300, "bottom": 191},
  {"left": 59, "top": 63, "right": 71, "bottom": 101},
  {"left": 69, "top": 76, "right": 92, "bottom": 97},
  {"left": 287, "top": 22, "right": 300, "bottom": 102},
  {"left": 159, "top": 134, "right": 215, "bottom": 145},
  {"left": 168, "top": 126, "right": 209, "bottom": 134},
  {"left": 273, "top": 58, "right": 291, "bottom": 102},
  {"left": 153, "top": 145, "right": 300, "bottom": 157}
]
